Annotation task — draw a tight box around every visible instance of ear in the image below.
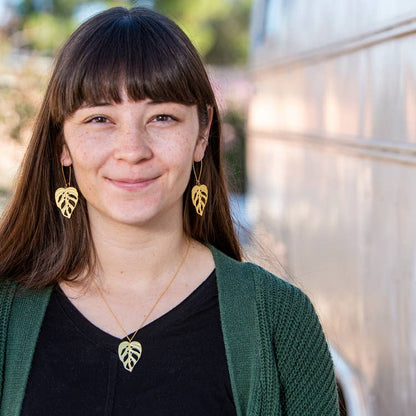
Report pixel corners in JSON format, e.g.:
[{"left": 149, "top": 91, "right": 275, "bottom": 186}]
[
  {"left": 193, "top": 106, "right": 214, "bottom": 162},
  {"left": 60, "top": 143, "right": 73, "bottom": 166}
]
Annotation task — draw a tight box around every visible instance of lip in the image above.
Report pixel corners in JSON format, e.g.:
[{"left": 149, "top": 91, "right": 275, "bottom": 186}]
[{"left": 106, "top": 176, "right": 158, "bottom": 190}]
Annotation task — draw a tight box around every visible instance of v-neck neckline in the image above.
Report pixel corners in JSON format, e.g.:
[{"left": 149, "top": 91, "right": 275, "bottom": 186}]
[{"left": 54, "top": 269, "right": 216, "bottom": 351}]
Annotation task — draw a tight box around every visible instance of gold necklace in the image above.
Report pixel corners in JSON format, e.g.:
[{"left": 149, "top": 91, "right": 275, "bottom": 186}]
[{"left": 92, "top": 240, "right": 191, "bottom": 372}]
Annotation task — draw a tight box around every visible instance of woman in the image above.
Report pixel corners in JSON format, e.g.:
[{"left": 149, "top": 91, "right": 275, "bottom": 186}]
[{"left": 0, "top": 7, "right": 339, "bottom": 416}]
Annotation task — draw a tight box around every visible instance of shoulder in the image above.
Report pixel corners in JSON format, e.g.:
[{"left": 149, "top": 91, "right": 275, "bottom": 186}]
[
  {"left": 243, "top": 262, "right": 320, "bottom": 336},
  {"left": 210, "top": 247, "right": 339, "bottom": 414},
  {"left": 0, "top": 279, "right": 17, "bottom": 304},
  {"left": 210, "top": 245, "right": 317, "bottom": 324},
  {"left": 0, "top": 279, "right": 52, "bottom": 318}
]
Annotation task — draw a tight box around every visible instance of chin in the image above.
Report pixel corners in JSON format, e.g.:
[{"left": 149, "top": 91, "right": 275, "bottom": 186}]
[
  {"left": 88, "top": 198, "right": 182, "bottom": 228},
  {"left": 110, "top": 211, "right": 160, "bottom": 227},
  {"left": 111, "top": 206, "right": 173, "bottom": 227}
]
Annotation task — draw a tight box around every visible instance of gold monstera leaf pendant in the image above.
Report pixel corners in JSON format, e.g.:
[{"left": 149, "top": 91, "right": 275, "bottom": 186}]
[
  {"left": 191, "top": 184, "right": 208, "bottom": 216},
  {"left": 118, "top": 341, "right": 142, "bottom": 372},
  {"left": 55, "top": 187, "right": 79, "bottom": 219}
]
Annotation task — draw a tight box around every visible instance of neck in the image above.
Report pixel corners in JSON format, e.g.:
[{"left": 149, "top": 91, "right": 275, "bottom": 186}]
[{"left": 88, "top": 212, "right": 189, "bottom": 290}]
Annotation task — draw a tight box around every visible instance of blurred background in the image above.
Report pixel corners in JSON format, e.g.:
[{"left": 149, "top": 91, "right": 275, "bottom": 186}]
[
  {"left": 248, "top": 1, "right": 416, "bottom": 416},
  {"left": 2, "top": 0, "right": 416, "bottom": 415}
]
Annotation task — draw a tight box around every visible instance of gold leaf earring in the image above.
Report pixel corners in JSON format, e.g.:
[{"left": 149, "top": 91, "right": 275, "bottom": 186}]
[
  {"left": 191, "top": 160, "right": 208, "bottom": 216},
  {"left": 55, "top": 165, "right": 78, "bottom": 219}
]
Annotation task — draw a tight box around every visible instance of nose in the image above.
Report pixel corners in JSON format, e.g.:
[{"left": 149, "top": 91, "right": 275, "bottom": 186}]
[{"left": 113, "top": 124, "right": 153, "bottom": 164}]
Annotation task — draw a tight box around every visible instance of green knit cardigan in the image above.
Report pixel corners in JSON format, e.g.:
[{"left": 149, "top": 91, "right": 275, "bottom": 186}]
[{"left": 0, "top": 246, "right": 339, "bottom": 415}]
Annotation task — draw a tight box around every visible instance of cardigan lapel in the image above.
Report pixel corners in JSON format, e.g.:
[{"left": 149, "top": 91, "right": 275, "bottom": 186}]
[
  {"left": 0, "top": 280, "right": 17, "bottom": 400},
  {"left": 1, "top": 286, "right": 52, "bottom": 416},
  {"left": 210, "top": 246, "right": 260, "bottom": 416}
]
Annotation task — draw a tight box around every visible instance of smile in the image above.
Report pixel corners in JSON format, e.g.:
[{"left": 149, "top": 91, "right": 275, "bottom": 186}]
[{"left": 106, "top": 177, "right": 158, "bottom": 190}]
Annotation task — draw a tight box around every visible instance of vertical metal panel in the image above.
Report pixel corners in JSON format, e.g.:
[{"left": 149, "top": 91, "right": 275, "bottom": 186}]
[{"left": 248, "top": 1, "right": 416, "bottom": 414}]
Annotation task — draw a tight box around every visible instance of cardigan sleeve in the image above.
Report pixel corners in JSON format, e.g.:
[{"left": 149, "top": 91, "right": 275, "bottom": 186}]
[{"left": 272, "top": 281, "right": 340, "bottom": 416}]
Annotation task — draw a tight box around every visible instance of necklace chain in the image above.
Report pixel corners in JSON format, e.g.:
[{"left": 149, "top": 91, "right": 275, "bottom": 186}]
[{"left": 91, "top": 240, "right": 191, "bottom": 372}]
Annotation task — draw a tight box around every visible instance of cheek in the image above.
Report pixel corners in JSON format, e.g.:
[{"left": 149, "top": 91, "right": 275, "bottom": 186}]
[
  {"left": 66, "top": 134, "right": 106, "bottom": 169},
  {"left": 163, "top": 137, "right": 195, "bottom": 175},
  {"left": 70, "top": 150, "right": 98, "bottom": 177},
  {"left": 66, "top": 144, "right": 106, "bottom": 192}
]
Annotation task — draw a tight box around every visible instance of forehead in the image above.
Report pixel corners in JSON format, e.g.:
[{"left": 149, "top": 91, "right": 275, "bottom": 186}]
[{"left": 49, "top": 10, "right": 213, "bottom": 124}]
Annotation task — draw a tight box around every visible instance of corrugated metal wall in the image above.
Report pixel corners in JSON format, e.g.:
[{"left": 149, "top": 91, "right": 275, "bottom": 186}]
[{"left": 248, "top": 1, "right": 416, "bottom": 414}]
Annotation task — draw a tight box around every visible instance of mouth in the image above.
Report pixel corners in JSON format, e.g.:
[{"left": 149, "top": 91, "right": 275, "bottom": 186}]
[{"left": 106, "top": 176, "right": 158, "bottom": 190}]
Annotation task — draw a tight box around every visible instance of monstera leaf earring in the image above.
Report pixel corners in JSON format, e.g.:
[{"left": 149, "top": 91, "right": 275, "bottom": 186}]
[
  {"left": 55, "top": 164, "right": 78, "bottom": 219},
  {"left": 191, "top": 159, "right": 208, "bottom": 216}
]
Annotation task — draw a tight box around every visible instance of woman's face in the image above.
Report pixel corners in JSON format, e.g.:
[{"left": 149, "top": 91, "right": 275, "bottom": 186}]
[{"left": 61, "top": 91, "right": 210, "bottom": 229}]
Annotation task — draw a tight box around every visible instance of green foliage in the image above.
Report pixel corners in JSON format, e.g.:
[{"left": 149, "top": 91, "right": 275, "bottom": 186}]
[
  {"left": 17, "top": 0, "right": 91, "bottom": 18},
  {"left": 154, "top": 0, "right": 252, "bottom": 64},
  {"left": 10, "top": 0, "right": 251, "bottom": 62},
  {"left": 22, "top": 13, "right": 75, "bottom": 53},
  {"left": 14, "top": 0, "right": 129, "bottom": 54}
]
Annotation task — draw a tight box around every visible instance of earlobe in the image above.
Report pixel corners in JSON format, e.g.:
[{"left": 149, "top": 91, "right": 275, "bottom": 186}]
[
  {"left": 60, "top": 144, "right": 72, "bottom": 166},
  {"left": 193, "top": 138, "right": 208, "bottom": 162}
]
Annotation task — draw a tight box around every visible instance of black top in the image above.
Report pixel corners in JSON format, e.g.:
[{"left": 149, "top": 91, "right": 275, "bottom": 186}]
[{"left": 21, "top": 270, "right": 237, "bottom": 416}]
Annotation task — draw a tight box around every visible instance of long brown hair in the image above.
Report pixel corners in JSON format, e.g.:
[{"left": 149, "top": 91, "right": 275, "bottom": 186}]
[{"left": 0, "top": 7, "right": 242, "bottom": 289}]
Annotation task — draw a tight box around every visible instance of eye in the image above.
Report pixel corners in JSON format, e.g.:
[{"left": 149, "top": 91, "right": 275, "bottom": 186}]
[
  {"left": 85, "top": 115, "right": 110, "bottom": 123},
  {"left": 152, "top": 114, "right": 177, "bottom": 123}
]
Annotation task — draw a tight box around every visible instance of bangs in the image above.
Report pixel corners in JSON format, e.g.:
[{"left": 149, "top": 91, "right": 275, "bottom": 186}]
[{"left": 50, "top": 8, "right": 212, "bottom": 123}]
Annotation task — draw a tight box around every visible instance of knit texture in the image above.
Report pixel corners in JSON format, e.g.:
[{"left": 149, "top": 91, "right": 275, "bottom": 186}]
[
  {"left": 257, "top": 264, "right": 339, "bottom": 415},
  {"left": 212, "top": 248, "right": 339, "bottom": 415},
  {"left": 0, "top": 280, "right": 16, "bottom": 399},
  {"left": 0, "top": 285, "right": 51, "bottom": 416},
  {"left": 0, "top": 247, "right": 339, "bottom": 416}
]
